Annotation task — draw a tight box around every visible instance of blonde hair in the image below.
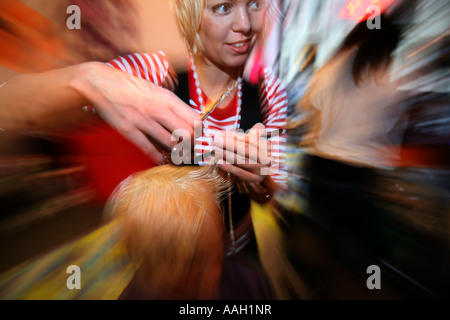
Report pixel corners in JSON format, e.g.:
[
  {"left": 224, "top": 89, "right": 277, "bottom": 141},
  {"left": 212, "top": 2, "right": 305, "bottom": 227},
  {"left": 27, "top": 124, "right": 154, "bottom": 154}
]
[
  {"left": 170, "top": 0, "right": 206, "bottom": 60},
  {"left": 170, "top": 0, "right": 280, "bottom": 61},
  {"left": 105, "top": 164, "right": 231, "bottom": 294}
]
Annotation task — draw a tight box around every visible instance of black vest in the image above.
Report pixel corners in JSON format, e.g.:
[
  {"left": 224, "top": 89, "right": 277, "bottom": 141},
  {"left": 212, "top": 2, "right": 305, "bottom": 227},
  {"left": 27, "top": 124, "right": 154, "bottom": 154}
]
[{"left": 175, "top": 72, "right": 263, "bottom": 131}]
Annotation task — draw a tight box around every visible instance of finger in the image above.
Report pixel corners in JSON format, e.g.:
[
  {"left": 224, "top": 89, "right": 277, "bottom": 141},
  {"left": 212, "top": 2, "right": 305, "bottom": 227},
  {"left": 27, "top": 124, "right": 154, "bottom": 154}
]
[
  {"left": 215, "top": 147, "right": 247, "bottom": 166},
  {"left": 226, "top": 150, "right": 271, "bottom": 170},
  {"left": 218, "top": 161, "right": 264, "bottom": 184},
  {"left": 161, "top": 108, "right": 197, "bottom": 138},
  {"left": 214, "top": 133, "right": 272, "bottom": 165},
  {"left": 248, "top": 123, "right": 283, "bottom": 140},
  {"left": 122, "top": 129, "right": 163, "bottom": 163},
  {"left": 234, "top": 133, "right": 273, "bottom": 153},
  {"left": 214, "top": 147, "right": 271, "bottom": 179},
  {"left": 125, "top": 101, "right": 183, "bottom": 152},
  {"left": 236, "top": 163, "right": 271, "bottom": 175},
  {"left": 137, "top": 119, "right": 180, "bottom": 152},
  {"left": 248, "top": 122, "right": 266, "bottom": 137},
  {"left": 240, "top": 136, "right": 272, "bottom": 165},
  {"left": 158, "top": 93, "right": 198, "bottom": 133},
  {"left": 226, "top": 130, "right": 272, "bottom": 152},
  {"left": 138, "top": 85, "right": 197, "bottom": 140},
  {"left": 247, "top": 181, "right": 267, "bottom": 194},
  {"left": 235, "top": 180, "right": 250, "bottom": 194},
  {"left": 263, "top": 128, "right": 283, "bottom": 139},
  {"left": 169, "top": 94, "right": 199, "bottom": 124}
]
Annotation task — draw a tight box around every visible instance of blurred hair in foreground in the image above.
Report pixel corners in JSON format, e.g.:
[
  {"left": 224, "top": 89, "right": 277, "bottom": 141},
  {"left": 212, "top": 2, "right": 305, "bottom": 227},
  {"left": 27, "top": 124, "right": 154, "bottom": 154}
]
[{"left": 104, "top": 164, "right": 232, "bottom": 299}]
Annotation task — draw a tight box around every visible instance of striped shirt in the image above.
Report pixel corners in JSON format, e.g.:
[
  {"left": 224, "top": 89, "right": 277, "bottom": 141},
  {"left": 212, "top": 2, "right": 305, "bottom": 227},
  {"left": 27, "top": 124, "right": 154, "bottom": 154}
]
[{"left": 107, "top": 51, "right": 288, "bottom": 185}]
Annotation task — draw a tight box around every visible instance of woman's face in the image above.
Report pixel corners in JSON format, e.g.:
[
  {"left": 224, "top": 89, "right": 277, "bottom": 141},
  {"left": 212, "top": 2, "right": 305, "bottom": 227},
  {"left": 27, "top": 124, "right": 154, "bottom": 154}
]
[{"left": 198, "top": 0, "right": 265, "bottom": 70}]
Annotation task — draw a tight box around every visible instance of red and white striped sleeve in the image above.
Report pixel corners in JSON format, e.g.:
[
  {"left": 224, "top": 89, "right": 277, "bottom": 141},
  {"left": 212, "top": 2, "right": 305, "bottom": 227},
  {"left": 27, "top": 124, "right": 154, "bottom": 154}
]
[
  {"left": 259, "top": 68, "right": 288, "bottom": 186},
  {"left": 106, "top": 51, "right": 178, "bottom": 91}
]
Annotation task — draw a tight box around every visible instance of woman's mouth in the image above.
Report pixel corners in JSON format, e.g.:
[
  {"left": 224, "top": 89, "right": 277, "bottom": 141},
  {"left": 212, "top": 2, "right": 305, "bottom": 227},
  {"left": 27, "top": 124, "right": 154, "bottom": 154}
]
[{"left": 227, "top": 40, "right": 251, "bottom": 54}]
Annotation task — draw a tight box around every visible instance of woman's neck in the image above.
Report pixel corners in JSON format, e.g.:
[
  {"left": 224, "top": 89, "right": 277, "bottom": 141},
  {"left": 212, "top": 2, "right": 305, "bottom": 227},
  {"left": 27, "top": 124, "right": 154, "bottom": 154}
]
[{"left": 193, "top": 57, "right": 243, "bottom": 103}]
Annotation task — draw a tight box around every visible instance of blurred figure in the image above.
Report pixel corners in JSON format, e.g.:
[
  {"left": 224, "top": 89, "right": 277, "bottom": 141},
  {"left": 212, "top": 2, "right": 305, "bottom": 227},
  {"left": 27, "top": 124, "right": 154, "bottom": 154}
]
[
  {"left": 284, "top": 11, "right": 413, "bottom": 299},
  {"left": 281, "top": 1, "right": 450, "bottom": 299},
  {"left": 294, "top": 11, "right": 408, "bottom": 233},
  {"left": 105, "top": 165, "right": 230, "bottom": 300},
  {"left": 298, "top": 13, "right": 406, "bottom": 169}
]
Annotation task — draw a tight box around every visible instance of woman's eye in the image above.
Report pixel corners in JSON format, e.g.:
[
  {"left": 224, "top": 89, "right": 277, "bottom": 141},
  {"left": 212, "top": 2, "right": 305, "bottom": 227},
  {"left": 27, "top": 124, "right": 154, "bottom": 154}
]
[
  {"left": 213, "top": 3, "right": 233, "bottom": 14},
  {"left": 249, "top": 0, "right": 261, "bottom": 9}
]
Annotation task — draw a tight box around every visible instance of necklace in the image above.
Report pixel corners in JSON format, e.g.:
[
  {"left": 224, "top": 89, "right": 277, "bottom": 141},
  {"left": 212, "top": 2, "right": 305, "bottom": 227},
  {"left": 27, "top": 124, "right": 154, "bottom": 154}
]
[
  {"left": 189, "top": 55, "right": 242, "bottom": 254},
  {"left": 189, "top": 55, "right": 242, "bottom": 131}
]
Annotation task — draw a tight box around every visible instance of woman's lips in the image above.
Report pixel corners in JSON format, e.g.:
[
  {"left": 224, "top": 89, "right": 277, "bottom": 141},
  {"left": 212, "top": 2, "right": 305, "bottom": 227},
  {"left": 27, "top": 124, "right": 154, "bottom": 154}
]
[{"left": 226, "top": 40, "right": 251, "bottom": 54}]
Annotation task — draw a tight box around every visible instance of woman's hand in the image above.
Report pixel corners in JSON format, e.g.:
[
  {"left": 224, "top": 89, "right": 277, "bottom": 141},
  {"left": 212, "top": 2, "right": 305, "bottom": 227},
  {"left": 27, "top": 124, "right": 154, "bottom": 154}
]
[
  {"left": 213, "top": 123, "right": 278, "bottom": 203},
  {"left": 0, "top": 62, "right": 199, "bottom": 164},
  {"left": 71, "top": 62, "right": 199, "bottom": 163}
]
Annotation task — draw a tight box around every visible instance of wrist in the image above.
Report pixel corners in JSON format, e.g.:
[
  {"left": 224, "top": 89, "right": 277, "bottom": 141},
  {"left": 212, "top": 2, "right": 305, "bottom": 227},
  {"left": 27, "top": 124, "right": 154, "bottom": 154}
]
[
  {"left": 67, "top": 61, "right": 106, "bottom": 107},
  {"left": 238, "top": 176, "right": 277, "bottom": 204}
]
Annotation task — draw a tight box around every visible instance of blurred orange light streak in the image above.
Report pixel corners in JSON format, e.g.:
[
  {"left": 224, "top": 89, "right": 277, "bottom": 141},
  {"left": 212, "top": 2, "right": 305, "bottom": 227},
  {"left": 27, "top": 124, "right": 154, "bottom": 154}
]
[
  {"left": 339, "top": 0, "right": 394, "bottom": 22},
  {"left": 0, "top": 0, "right": 66, "bottom": 73}
]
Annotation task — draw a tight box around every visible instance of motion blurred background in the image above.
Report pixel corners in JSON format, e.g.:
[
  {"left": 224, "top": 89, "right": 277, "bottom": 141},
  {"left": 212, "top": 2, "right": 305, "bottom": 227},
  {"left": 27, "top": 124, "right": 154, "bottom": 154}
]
[{"left": 0, "top": 0, "right": 449, "bottom": 299}]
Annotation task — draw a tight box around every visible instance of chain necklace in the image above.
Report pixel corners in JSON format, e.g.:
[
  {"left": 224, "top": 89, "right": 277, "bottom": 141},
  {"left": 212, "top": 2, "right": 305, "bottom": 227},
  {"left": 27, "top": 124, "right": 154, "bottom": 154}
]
[
  {"left": 189, "top": 55, "right": 242, "bottom": 132},
  {"left": 189, "top": 55, "right": 242, "bottom": 254}
]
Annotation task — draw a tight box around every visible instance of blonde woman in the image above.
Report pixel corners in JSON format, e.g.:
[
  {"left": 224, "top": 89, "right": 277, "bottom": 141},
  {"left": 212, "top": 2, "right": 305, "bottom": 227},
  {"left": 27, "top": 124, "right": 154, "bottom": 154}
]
[
  {"left": 105, "top": 0, "right": 288, "bottom": 299},
  {"left": 105, "top": 0, "right": 288, "bottom": 256}
]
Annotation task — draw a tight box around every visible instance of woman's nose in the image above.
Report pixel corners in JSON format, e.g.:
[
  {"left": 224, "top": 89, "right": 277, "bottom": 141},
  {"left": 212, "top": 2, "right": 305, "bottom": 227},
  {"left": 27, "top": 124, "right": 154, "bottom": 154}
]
[{"left": 232, "top": 7, "right": 252, "bottom": 34}]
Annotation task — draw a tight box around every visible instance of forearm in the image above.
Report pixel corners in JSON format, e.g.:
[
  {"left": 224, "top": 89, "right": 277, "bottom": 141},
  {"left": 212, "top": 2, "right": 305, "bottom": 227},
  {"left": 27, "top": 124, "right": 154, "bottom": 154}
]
[{"left": 0, "top": 62, "right": 99, "bottom": 131}]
